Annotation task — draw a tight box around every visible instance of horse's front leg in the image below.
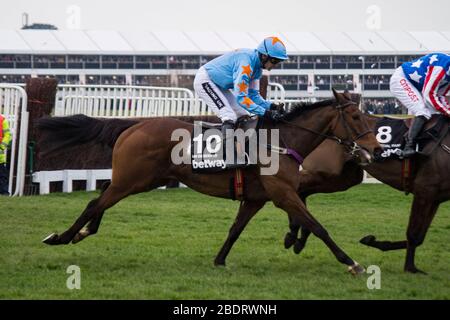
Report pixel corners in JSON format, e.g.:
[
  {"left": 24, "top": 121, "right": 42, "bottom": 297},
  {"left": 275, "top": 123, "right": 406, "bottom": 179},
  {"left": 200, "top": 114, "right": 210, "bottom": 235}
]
[
  {"left": 293, "top": 226, "right": 311, "bottom": 255},
  {"left": 261, "top": 176, "right": 365, "bottom": 275},
  {"left": 291, "top": 162, "right": 364, "bottom": 254},
  {"left": 214, "top": 200, "right": 266, "bottom": 266}
]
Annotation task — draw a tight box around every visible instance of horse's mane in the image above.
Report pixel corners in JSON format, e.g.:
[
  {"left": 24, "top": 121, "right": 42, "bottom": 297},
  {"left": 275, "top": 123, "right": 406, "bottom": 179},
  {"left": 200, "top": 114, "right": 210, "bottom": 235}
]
[{"left": 281, "top": 99, "right": 337, "bottom": 121}]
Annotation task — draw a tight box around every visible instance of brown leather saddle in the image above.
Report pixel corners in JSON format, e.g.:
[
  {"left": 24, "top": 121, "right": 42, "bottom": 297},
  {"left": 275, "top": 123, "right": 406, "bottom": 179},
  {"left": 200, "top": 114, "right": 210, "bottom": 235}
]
[
  {"left": 197, "top": 115, "right": 259, "bottom": 132},
  {"left": 403, "top": 114, "right": 441, "bottom": 131}
]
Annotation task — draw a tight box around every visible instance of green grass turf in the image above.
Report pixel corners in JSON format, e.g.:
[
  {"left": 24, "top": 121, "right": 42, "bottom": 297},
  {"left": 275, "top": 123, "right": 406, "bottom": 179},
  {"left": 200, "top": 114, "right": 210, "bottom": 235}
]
[{"left": 0, "top": 184, "right": 449, "bottom": 299}]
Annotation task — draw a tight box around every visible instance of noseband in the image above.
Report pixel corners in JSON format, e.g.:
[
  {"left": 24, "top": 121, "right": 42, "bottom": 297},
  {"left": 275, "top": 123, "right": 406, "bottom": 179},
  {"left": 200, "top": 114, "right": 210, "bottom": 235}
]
[
  {"left": 334, "top": 101, "right": 373, "bottom": 154},
  {"left": 336, "top": 101, "right": 372, "bottom": 143}
]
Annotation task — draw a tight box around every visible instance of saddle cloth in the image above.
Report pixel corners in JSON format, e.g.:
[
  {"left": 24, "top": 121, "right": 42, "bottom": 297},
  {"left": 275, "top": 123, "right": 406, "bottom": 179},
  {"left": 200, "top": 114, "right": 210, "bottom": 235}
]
[
  {"left": 191, "top": 116, "right": 259, "bottom": 173},
  {"left": 374, "top": 115, "right": 448, "bottom": 159}
]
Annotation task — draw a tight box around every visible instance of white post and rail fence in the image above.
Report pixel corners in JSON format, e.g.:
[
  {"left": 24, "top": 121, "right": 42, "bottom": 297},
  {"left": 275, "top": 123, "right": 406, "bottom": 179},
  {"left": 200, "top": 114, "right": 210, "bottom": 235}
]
[{"left": 0, "top": 80, "right": 379, "bottom": 196}]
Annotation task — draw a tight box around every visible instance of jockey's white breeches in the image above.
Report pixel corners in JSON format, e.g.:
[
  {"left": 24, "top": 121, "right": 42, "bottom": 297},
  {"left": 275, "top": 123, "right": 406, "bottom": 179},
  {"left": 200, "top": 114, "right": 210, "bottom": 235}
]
[
  {"left": 194, "top": 67, "right": 249, "bottom": 123},
  {"left": 390, "top": 67, "right": 439, "bottom": 119}
]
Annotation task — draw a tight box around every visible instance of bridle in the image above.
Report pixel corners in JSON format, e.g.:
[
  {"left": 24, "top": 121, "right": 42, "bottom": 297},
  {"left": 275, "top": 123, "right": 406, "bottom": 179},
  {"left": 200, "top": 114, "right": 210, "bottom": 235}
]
[
  {"left": 278, "top": 100, "right": 373, "bottom": 156},
  {"left": 334, "top": 101, "right": 374, "bottom": 156}
]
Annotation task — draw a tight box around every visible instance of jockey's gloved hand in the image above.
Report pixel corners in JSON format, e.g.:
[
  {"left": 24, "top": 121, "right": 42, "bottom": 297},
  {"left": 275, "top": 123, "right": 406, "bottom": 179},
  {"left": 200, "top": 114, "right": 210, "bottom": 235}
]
[
  {"left": 263, "top": 109, "right": 283, "bottom": 123},
  {"left": 270, "top": 102, "right": 285, "bottom": 114}
]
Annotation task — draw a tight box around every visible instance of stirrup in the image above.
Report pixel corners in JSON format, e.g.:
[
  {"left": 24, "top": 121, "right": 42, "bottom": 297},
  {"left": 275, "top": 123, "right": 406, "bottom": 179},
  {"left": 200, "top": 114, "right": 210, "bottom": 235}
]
[{"left": 400, "top": 144, "right": 417, "bottom": 158}]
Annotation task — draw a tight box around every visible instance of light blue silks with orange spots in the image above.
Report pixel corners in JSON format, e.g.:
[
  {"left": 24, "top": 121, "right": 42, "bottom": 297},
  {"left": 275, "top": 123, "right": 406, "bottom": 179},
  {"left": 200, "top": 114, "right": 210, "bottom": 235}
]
[{"left": 203, "top": 48, "right": 271, "bottom": 116}]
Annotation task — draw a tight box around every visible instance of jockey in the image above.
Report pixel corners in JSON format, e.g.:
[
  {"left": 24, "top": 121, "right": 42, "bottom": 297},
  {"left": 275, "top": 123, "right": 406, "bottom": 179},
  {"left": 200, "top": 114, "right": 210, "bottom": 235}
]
[
  {"left": 390, "top": 53, "right": 450, "bottom": 157},
  {"left": 194, "top": 36, "right": 288, "bottom": 137}
]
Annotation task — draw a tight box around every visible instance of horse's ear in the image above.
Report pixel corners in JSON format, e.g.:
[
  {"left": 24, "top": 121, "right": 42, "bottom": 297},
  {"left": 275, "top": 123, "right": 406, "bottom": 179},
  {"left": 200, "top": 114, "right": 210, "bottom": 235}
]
[
  {"left": 332, "top": 87, "right": 340, "bottom": 101},
  {"left": 350, "top": 93, "right": 361, "bottom": 104},
  {"left": 343, "top": 90, "right": 352, "bottom": 100}
]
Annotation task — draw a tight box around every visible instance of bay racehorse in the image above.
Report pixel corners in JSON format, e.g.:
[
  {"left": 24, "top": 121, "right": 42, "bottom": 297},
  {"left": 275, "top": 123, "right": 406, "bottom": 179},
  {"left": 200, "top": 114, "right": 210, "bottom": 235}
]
[
  {"left": 191, "top": 112, "right": 448, "bottom": 274},
  {"left": 38, "top": 90, "right": 381, "bottom": 274},
  {"left": 290, "top": 114, "right": 450, "bottom": 274}
]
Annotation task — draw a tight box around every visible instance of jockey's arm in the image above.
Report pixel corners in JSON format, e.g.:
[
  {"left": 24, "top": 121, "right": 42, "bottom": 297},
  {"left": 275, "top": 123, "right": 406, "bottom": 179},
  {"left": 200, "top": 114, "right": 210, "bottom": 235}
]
[
  {"left": 248, "top": 79, "right": 272, "bottom": 110},
  {"left": 422, "top": 66, "right": 450, "bottom": 117},
  {"left": 233, "top": 63, "right": 271, "bottom": 116}
]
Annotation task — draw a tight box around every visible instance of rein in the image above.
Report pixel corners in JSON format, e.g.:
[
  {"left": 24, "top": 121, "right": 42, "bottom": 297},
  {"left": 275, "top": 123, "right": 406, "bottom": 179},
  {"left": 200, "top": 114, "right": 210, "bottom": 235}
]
[
  {"left": 336, "top": 102, "right": 373, "bottom": 144},
  {"left": 277, "top": 101, "right": 372, "bottom": 158},
  {"left": 265, "top": 100, "right": 371, "bottom": 165}
]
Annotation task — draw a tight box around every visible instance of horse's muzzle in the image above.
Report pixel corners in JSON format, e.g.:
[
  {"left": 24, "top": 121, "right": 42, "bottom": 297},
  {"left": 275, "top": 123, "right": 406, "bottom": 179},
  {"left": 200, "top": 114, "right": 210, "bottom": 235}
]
[
  {"left": 372, "top": 147, "right": 384, "bottom": 163},
  {"left": 358, "top": 148, "right": 373, "bottom": 166}
]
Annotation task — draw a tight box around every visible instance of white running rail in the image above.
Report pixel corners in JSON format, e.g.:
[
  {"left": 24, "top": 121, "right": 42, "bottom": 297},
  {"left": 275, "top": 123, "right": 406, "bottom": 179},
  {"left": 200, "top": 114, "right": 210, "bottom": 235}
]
[{"left": 55, "top": 84, "right": 196, "bottom": 117}]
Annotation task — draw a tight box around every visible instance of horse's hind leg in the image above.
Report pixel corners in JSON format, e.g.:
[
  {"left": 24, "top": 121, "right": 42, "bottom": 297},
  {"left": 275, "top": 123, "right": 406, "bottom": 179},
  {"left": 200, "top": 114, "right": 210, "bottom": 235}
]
[
  {"left": 285, "top": 194, "right": 307, "bottom": 252},
  {"left": 43, "top": 184, "right": 130, "bottom": 245},
  {"left": 71, "top": 182, "right": 110, "bottom": 244},
  {"left": 359, "top": 236, "right": 407, "bottom": 251},
  {"left": 71, "top": 209, "right": 106, "bottom": 244},
  {"left": 359, "top": 196, "right": 439, "bottom": 274},
  {"left": 214, "top": 200, "right": 266, "bottom": 266}
]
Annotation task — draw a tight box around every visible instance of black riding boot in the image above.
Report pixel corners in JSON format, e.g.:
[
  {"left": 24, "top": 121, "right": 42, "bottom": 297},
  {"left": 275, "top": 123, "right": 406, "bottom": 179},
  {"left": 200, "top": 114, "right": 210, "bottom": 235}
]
[
  {"left": 221, "top": 120, "right": 235, "bottom": 166},
  {"left": 221, "top": 120, "right": 235, "bottom": 141},
  {"left": 402, "top": 115, "right": 427, "bottom": 158}
]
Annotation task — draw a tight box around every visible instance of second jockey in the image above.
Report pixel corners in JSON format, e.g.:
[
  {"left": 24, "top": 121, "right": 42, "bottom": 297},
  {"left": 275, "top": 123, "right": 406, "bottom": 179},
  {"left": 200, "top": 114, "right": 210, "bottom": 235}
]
[
  {"left": 194, "top": 36, "right": 288, "bottom": 137},
  {"left": 390, "top": 53, "right": 450, "bottom": 157}
]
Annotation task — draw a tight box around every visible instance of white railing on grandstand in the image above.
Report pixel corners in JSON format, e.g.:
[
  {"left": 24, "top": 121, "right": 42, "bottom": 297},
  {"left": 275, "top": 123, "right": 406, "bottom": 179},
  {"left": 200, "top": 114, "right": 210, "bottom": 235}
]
[
  {"left": 268, "top": 82, "right": 286, "bottom": 102},
  {"left": 55, "top": 84, "right": 201, "bottom": 117},
  {"left": 55, "top": 83, "right": 292, "bottom": 118},
  {"left": 0, "top": 84, "right": 29, "bottom": 196},
  {"left": 268, "top": 82, "right": 317, "bottom": 111},
  {"left": 54, "top": 83, "right": 295, "bottom": 118}
]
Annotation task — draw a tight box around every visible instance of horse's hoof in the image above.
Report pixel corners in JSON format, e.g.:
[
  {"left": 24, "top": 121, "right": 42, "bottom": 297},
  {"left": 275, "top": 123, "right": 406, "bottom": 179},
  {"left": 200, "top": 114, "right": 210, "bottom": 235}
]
[
  {"left": 214, "top": 259, "right": 226, "bottom": 267},
  {"left": 42, "top": 233, "right": 60, "bottom": 245},
  {"left": 284, "top": 232, "right": 296, "bottom": 249},
  {"left": 404, "top": 267, "right": 428, "bottom": 275},
  {"left": 359, "top": 235, "right": 376, "bottom": 246},
  {"left": 293, "top": 240, "right": 305, "bottom": 254},
  {"left": 348, "top": 262, "right": 365, "bottom": 275}
]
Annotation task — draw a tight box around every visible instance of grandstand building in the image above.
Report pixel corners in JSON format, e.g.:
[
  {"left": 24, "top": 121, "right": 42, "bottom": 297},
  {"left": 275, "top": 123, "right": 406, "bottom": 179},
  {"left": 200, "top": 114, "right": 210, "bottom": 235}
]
[{"left": 1, "top": 29, "right": 450, "bottom": 114}]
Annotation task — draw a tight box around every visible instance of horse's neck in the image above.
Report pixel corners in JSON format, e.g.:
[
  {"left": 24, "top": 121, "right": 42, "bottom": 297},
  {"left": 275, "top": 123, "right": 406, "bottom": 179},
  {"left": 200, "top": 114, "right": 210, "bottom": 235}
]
[
  {"left": 364, "top": 114, "right": 379, "bottom": 128},
  {"left": 278, "top": 108, "right": 333, "bottom": 158}
]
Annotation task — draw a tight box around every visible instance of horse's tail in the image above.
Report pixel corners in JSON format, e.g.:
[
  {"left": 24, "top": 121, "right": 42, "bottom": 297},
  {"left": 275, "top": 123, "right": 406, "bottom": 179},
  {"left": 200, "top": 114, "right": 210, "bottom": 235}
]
[{"left": 36, "top": 114, "right": 139, "bottom": 155}]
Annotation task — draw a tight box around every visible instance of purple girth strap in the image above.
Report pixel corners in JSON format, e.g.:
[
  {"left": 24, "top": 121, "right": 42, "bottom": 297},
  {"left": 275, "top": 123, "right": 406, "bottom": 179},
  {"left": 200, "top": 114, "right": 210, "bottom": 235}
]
[{"left": 286, "top": 148, "right": 304, "bottom": 165}]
